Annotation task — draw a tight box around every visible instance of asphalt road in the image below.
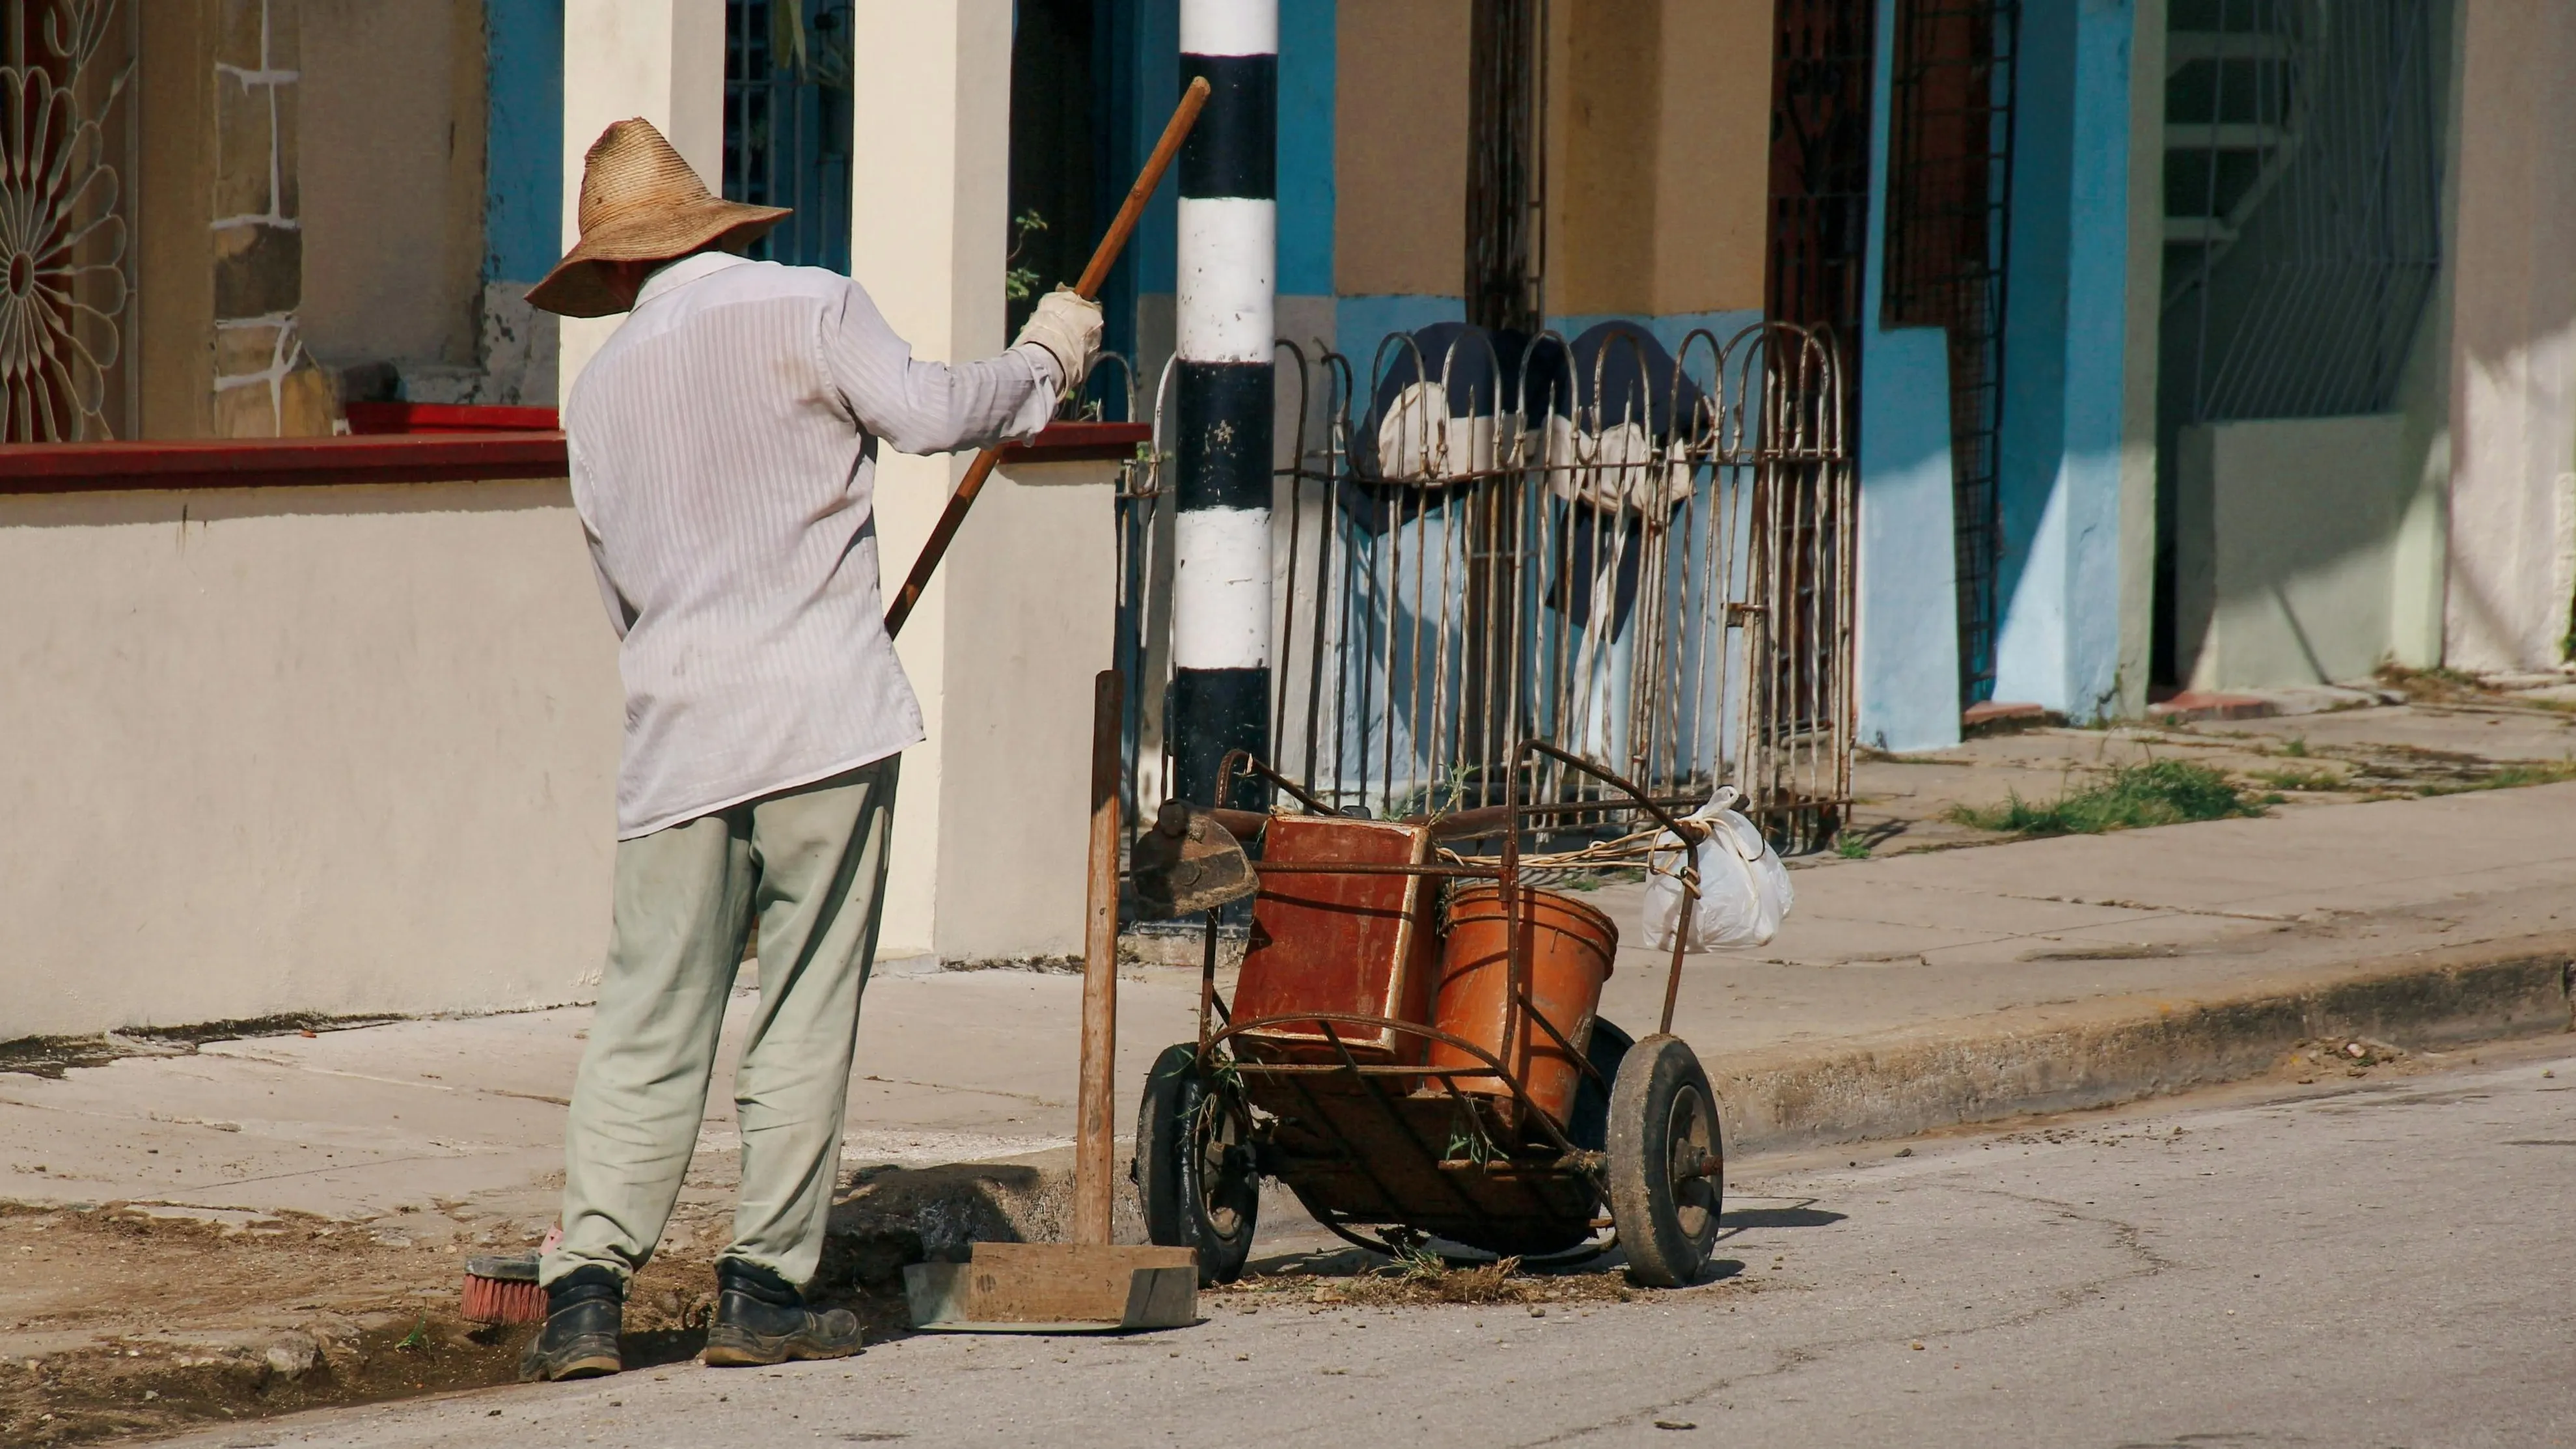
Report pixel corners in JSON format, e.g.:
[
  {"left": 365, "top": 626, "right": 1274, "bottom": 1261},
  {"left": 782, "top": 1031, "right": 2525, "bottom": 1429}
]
[{"left": 168, "top": 1045, "right": 2576, "bottom": 1449}]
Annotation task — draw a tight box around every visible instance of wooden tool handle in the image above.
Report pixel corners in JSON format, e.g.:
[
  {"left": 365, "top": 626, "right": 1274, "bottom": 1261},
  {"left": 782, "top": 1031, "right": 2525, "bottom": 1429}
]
[
  {"left": 884, "top": 76, "right": 1213, "bottom": 640},
  {"left": 1074, "top": 669, "right": 1125, "bottom": 1247}
]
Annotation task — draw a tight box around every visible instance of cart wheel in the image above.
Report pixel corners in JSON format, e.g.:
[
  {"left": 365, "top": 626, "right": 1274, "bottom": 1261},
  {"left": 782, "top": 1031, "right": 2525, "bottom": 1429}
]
[
  {"left": 1606, "top": 1034, "right": 1722, "bottom": 1288},
  {"left": 1134, "top": 1043, "right": 1260, "bottom": 1285}
]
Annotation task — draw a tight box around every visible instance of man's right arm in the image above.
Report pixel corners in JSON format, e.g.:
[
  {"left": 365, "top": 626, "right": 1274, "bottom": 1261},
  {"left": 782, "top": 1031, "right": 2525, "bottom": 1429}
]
[{"left": 819, "top": 279, "right": 1059, "bottom": 454}]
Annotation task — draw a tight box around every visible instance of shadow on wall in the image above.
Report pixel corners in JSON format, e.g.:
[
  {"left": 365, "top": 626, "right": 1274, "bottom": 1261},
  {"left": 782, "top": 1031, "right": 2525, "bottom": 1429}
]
[{"left": 2172, "top": 413, "right": 2422, "bottom": 689}]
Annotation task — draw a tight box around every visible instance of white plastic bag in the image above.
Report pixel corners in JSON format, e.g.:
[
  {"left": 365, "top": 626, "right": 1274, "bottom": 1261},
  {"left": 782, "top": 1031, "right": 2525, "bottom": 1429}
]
[{"left": 1640, "top": 787, "right": 1794, "bottom": 952}]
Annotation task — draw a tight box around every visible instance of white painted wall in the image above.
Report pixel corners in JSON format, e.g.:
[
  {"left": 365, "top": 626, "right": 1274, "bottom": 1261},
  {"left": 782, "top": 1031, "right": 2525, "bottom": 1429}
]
[
  {"left": 847, "top": 1, "right": 1124, "bottom": 966},
  {"left": 0, "top": 483, "right": 621, "bottom": 1040},
  {"left": 2445, "top": 0, "right": 2576, "bottom": 672},
  {"left": 556, "top": 0, "right": 727, "bottom": 397},
  {"left": 925, "top": 458, "right": 1123, "bottom": 965}
]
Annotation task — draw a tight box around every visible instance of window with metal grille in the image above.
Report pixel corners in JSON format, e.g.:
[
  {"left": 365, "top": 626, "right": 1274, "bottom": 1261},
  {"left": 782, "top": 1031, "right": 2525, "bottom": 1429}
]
[
  {"left": 722, "top": 0, "right": 854, "bottom": 275},
  {"left": 1884, "top": 0, "right": 2019, "bottom": 706}
]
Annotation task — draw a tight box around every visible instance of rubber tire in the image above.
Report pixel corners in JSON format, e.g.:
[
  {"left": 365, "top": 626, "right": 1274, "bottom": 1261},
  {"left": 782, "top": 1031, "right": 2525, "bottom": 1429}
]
[
  {"left": 1606, "top": 1033, "right": 1723, "bottom": 1288},
  {"left": 1133, "top": 1043, "right": 1259, "bottom": 1286}
]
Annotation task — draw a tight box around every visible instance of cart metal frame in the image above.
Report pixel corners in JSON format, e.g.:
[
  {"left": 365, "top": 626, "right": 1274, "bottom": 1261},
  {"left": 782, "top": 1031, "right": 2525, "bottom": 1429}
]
[{"left": 1179, "top": 739, "right": 1712, "bottom": 1263}]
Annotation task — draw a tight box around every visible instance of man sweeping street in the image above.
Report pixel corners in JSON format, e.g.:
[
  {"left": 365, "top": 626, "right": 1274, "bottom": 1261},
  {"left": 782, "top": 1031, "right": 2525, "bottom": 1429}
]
[{"left": 517, "top": 118, "right": 1101, "bottom": 1381}]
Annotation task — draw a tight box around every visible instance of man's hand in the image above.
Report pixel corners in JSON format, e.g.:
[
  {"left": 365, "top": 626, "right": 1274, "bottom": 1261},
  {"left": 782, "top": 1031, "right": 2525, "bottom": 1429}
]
[{"left": 1013, "top": 288, "right": 1104, "bottom": 402}]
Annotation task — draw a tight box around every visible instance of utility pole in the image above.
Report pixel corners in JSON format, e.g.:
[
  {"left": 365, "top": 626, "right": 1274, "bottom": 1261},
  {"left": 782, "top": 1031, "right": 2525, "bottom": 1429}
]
[{"left": 1172, "top": 0, "right": 1276, "bottom": 808}]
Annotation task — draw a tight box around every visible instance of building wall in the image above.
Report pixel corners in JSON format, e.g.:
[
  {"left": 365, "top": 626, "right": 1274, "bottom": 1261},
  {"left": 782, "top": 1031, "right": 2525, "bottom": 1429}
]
[
  {"left": 1333, "top": 0, "right": 1468, "bottom": 305},
  {"left": 0, "top": 482, "right": 620, "bottom": 1039},
  {"left": 1989, "top": 0, "right": 2151, "bottom": 720},
  {"left": 555, "top": 0, "right": 726, "bottom": 400},
  {"left": 482, "top": 0, "right": 568, "bottom": 405},
  {"left": 1649, "top": 0, "right": 1773, "bottom": 320},
  {"left": 138, "top": 3, "right": 219, "bottom": 439},
  {"left": 2178, "top": 415, "right": 2408, "bottom": 689},
  {"left": 298, "top": 0, "right": 489, "bottom": 374},
  {"left": 1548, "top": 0, "right": 1770, "bottom": 322},
  {"left": 2444, "top": 0, "right": 2576, "bottom": 673},
  {"left": 137, "top": 0, "right": 338, "bottom": 439},
  {"left": 1329, "top": 0, "right": 1772, "bottom": 354},
  {"left": 1857, "top": 0, "right": 1961, "bottom": 752}
]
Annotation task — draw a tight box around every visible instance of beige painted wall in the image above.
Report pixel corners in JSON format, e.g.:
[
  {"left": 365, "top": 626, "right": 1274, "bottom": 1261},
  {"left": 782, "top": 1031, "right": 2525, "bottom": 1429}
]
[
  {"left": 0, "top": 482, "right": 622, "bottom": 1040},
  {"left": 1551, "top": 0, "right": 1660, "bottom": 315},
  {"left": 138, "top": 3, "right": 217, "bottom": 439},
  {"left": 299, "top": 0, "right": 489, "bottom": 369},
  {"left": 2444, "top": 0, "right": 2576, "bottom": 672},
  {"left": 928, "top": 460, "right": 1123, "bottom": 964},
  {"left": 853, "top": 0, "right": 1127, "bottom": 967},
  {"left": 1334, "top": 0, "right": 1470, "bottom": 297},
  {"left": 1650, "top": 0, "right": 1774, "bottom": 317},
  {"left": 1548, "top": 0, "right": 1774, "bottom": 318},
  {"left": 1329, "top": 0, "right": 1773, "bottom": 313}
]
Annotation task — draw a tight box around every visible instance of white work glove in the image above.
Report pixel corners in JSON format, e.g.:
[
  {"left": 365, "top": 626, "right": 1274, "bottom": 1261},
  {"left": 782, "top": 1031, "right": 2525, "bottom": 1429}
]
[{"left": 1012, "top": 286, "right": 1103, "bottom": 401}]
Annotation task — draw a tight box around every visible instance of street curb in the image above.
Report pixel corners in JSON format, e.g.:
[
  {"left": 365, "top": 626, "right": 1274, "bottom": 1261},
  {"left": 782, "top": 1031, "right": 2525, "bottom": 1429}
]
[
  {"left": 825, "top": 937, "right": 2573, "bottom": 1258},
  {"left": 1712, "top": 937, "right": 2576, "bottom": 1156}
]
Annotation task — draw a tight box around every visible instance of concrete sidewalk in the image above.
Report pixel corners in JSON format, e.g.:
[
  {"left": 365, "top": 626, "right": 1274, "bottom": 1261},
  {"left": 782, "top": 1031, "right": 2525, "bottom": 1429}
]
[{"left": 3, "top": 779, "right": 2569, "bottom": 1235}]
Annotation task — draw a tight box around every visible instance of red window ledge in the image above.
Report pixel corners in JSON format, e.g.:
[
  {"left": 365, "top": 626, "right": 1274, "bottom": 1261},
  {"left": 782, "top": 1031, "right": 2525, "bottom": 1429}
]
[{"left": 0, "top": 422, "right": 1147, "bottom": 497}]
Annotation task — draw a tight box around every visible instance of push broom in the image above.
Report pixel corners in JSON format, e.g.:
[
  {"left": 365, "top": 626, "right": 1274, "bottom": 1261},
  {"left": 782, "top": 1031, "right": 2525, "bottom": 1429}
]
[{"left": 463, "top": 77, "right": 1213, "bottom": 1332}]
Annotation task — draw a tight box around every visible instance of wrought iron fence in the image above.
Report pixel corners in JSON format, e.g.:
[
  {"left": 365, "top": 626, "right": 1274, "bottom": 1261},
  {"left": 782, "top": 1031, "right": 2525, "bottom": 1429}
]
[{"left": 1116, "top": 324, "right": 1855, "bottom": 854}]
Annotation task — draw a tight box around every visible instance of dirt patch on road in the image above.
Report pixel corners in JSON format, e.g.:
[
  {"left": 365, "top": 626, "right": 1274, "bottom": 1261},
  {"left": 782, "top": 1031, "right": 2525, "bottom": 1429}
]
[
  {"left": 1211, "top": 1250, "right": 1764, "bottom": 1311},
  {"left": 0, "top": 1200, "right": 910, "bottom": 1445}
]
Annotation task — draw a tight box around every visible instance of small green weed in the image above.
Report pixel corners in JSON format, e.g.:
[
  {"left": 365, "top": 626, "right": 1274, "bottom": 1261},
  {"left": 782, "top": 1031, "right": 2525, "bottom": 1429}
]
[
  {"left": 1833, "top": 833, "right": 1872, "bottom": 860},
  {"left": 1946, "top": 760, "right": 2265, "bottom": 837},
  {"left": 394, "top": 1316, "right": 430, "bottom": 1351},
  {"left": 2279, "top": 736, "right": 2310, "bottom": 758}
]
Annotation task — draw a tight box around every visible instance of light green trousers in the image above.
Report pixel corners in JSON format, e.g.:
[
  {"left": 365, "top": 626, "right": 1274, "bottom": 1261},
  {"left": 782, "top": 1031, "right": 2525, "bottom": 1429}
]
[{"left": 543, "top": 756, "right": 898, "bottom": 1290}]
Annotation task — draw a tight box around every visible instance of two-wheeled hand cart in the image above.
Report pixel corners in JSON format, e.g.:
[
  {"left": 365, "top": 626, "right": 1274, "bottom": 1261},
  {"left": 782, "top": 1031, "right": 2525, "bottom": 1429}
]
[{"left": 1129, "top": 741, "right": 1725, "bottom": 1288}]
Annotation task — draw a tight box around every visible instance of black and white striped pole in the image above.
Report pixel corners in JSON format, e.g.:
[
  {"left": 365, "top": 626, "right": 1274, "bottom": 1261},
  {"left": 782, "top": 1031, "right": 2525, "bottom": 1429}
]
[{"left": 1172, "top": 1, "right": 1276, "bottom": 810}]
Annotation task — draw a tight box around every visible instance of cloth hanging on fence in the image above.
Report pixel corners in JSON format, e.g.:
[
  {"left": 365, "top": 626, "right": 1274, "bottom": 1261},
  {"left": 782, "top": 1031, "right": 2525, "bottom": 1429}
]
[
  {"left": 1350, "top": 322, "right": 1544, "bottom": 482},
  {"left": 1537, "top": 323, "right": 1703, "bottom": 639},
  {"left": 1543, "top": 500, "right": 1647, "bottom": 640},
  {"left": 1539, "top": 321, "right": 1705, "bottom": 516}
]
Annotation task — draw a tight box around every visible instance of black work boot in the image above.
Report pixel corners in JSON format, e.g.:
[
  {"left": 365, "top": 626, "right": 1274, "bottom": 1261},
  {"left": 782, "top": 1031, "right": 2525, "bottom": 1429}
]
[
  {"left": 702, "top": 1258, "right": 864, "bottom": 1367},
  {"left": 519, "top": 1265, "right": 624, "bottom": 1381}
]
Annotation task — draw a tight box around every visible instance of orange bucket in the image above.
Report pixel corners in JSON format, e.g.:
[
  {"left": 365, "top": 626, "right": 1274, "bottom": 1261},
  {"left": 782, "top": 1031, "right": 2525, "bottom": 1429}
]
[{"left": 1427, "top": 884, "right": 1617, "bottom": 1129}]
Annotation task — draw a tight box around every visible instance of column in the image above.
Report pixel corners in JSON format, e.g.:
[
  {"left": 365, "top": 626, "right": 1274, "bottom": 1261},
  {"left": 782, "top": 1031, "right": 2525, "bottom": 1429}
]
[
  {"left": 1172, "top": 0, "right": 1278, "bottom": 808},
  {"left": 556, "top": 0, "right": 725, "bottom": 398}
]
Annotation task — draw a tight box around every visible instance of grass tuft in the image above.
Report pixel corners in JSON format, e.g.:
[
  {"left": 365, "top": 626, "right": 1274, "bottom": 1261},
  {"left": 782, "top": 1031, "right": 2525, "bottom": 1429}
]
[{"left": 1946, "top": 760, "right": 2266, "bottom": 837}]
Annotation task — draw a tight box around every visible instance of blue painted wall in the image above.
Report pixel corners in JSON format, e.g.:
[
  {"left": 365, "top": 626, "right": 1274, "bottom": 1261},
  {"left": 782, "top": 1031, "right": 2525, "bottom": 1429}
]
[
  {"left": 1856, "top": 0, "right": 1962, "bottom": 753},
  {"left": 1992, "top": 0, "right": 2137, "bottom": 719},
  {"left": 1334, "top": 294, "right": 1464, "bottom": 359},
  {"left": 484, "top": 0, "right": 564, "bottom": 284},
  {"left": 1278, "top": 0, "right": 1334, "bottom": 299}
]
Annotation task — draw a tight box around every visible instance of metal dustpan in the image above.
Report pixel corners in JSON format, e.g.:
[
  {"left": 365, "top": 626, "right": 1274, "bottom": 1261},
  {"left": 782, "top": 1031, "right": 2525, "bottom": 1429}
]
[
  {"left": 907, "top": 670, "right": 1202, "bottom": 1334},
  {"left": 903, "top": 1243, "right": 1197, "bottom": 1333}
]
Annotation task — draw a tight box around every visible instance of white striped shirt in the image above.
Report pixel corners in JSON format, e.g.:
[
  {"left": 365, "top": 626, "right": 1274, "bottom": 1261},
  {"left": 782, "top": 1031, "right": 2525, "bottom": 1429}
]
[{"left": 566, "top": 253, "right": 1059, "bottom": 838}]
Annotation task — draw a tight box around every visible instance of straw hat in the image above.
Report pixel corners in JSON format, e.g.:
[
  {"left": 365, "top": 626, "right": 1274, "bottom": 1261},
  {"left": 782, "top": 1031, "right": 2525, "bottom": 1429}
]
[{"left": 527, "top": 118, "right": 789, "bottom": 318}]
